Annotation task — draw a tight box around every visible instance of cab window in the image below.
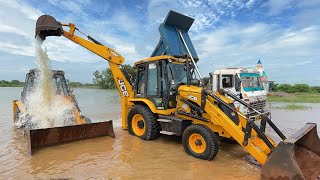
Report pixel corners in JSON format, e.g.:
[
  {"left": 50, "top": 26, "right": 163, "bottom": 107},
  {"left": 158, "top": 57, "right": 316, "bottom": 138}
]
[
  {"left": 222, "top": 75, "right": 233, "bottom": 88},
  {"left": 135, "top": 65, "right": 146, "bottom": 96},
  {"left": 147, "top": 63, "right": 158, "bottom": 96}
]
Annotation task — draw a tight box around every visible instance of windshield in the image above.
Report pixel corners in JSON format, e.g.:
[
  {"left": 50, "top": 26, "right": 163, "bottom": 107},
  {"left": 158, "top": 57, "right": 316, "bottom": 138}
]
[
  {"left": 167, "top": 62, "right": 187, "bottom": 84},
  {"left": 240, "top": 73, "right": 264, "bottom": 91}
]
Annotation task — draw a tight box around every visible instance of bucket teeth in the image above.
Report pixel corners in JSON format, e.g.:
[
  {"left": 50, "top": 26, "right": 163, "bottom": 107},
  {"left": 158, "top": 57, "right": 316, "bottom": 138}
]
[{"left": 35, "top": 15, "right": 63, "bottom": 40}]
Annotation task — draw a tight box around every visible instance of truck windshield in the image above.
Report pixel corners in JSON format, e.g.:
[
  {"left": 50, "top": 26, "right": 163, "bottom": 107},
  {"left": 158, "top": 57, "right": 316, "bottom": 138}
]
[{"left": 240, "top": 73, "right": 264, "bottom": 91}]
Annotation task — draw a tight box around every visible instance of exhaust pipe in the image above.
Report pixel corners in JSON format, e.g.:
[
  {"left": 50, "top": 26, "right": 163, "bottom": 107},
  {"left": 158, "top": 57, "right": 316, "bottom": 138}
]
[
  {"left": 35, "top": 15, "right": 64, "bottom": 40},
  {"left": 261, "top": 123, "right": 320, "bottom": 179}
]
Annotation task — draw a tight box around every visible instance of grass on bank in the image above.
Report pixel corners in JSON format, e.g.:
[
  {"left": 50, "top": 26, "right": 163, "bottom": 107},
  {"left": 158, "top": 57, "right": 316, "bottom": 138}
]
[
  {"left": 267, "top": 93, "right": 320, "bottom": 103},
  {"left": 274, "top": 104, "right": 311, "bottom": 110}
]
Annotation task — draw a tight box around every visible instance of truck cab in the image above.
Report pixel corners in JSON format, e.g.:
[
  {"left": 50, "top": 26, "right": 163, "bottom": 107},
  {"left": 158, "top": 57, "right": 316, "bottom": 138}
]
[{"left": 210, "top": 68, "right": 267, "bottom": 115}]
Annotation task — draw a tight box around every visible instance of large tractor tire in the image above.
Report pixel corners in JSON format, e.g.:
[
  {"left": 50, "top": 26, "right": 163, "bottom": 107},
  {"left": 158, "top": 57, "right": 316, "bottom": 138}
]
[
  {"left": 127, "top": 105, "right": 160, "bottom": 140},
  {"left": 182, "top": 124, "right": 219, "bottom": 160}
]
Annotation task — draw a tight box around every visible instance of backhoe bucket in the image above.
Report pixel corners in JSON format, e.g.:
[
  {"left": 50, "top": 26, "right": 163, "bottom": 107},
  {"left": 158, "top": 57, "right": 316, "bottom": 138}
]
[
  {"left": 261, "top": 123, "right": 320, "bottom": 179},
  {"left": 26, "top": 121, "right": 115, "bottom": 154},
  {"left": 35, "top": 15, "right": 63, "bottom": 40}
]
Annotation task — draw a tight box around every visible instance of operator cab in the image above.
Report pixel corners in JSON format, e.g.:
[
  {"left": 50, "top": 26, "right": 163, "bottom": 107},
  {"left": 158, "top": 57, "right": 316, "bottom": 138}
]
[{"left": 134, "top": 56, "right": 199, "bottom": 110}]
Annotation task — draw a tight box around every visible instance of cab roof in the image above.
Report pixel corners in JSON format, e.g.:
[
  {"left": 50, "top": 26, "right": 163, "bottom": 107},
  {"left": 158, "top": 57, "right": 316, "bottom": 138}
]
[{"left": 134, "top": 55, "right": 184, "bottom": 66}]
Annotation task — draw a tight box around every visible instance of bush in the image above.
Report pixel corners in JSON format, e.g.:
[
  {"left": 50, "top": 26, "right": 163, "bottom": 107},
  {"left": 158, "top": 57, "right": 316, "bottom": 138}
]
[
  {"left": 277, "top": 84, "right": 294, "bottom": 93},
  {"left": 274, "top": 83, "right": 315, "bottom": 93},
  {"left": 292, "top": 84, "right": 311, "bottom": 93},
  {"left": 311, "top": 86, "right": 320, "bottom": 93}
]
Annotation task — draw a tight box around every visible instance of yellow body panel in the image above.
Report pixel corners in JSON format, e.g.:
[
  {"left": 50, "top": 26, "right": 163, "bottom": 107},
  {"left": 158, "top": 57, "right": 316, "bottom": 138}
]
[
  {"left": 12, "top": 100, "right": 24, "bottom": 123},
  {"left": 176, "top": 85, "right": 275, "bottom": 164}
]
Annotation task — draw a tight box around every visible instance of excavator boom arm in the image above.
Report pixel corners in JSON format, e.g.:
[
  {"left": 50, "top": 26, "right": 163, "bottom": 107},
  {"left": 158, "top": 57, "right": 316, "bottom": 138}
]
[
  {"left": 36, "top": 15, "right": 133, "bottom": 129},
  {"left": 61, "top": 23, "right": 125, "bottom": 65}
]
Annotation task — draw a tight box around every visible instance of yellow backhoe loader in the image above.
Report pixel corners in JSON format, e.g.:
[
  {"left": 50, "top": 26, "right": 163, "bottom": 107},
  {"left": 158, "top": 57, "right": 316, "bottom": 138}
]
[
  {"left": 13, "top": 69, "right": 114, "bottom": 154},
  {"left": 35, "top": 11, "right": 320, "bottom": 179}
]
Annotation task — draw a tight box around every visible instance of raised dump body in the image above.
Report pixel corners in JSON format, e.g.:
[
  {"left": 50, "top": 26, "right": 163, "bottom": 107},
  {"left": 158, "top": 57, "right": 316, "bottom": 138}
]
[
  {"left": 151, "top": 10, "right": 198, "bottom": 61},
  {"left": 13, "top": 69, "right": 114, "bottom": 154}
]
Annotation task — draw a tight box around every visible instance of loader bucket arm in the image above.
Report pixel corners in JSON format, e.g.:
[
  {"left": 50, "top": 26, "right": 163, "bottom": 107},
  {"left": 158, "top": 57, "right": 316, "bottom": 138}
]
[{"left": 261, "top": 123, "right": 320, "bottom": 179}]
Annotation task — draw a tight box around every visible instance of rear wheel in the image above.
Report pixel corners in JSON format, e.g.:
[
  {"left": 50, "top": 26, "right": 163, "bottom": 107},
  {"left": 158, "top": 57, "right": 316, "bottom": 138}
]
[
  {"left": 128, "top": 105, "right": 159, "bottom": 140},
  {"left": 182, "top": 124, "right": 219, "bottom": 160}
]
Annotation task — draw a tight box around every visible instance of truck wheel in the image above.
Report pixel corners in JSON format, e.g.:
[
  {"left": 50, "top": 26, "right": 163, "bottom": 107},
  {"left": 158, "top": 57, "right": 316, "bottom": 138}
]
[
  {"left": 182, "top": 124, "right": 219, "bottom": 160},
  {"left": 128, "top": 105, "right": 159, "bottom": 140}
]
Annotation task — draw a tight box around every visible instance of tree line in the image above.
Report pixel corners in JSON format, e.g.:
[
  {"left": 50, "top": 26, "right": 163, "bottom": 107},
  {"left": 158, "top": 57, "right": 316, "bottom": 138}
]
[
  {"left": 92, "top": 65, "right": 320, "bottom": 94},
  {"left": 0, "top": 79, "right": 95, "bottom": 88},
  {"left": 2, "top": 66, "right": 318, "bottom": 94},
  {"left": 0, "top": 80, "right": 24, "bottom": 87},
  {"left": 272, "top": 84, "right": 320, "bottom": 93}
]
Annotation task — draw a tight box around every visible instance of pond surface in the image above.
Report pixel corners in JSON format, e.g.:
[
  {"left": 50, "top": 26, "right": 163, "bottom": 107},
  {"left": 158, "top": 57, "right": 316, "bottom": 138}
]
[{"left": 0, "top": 87, "right": 319, "bottom": 179}]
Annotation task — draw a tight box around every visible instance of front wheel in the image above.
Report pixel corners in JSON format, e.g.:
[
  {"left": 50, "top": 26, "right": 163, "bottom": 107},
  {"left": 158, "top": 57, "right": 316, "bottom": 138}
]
[
  {"left": 127, "top": 105, "right": 159, "bottom": 140},
  {"left": 182, "top": 124, "right": 219, "bottom": 160}
]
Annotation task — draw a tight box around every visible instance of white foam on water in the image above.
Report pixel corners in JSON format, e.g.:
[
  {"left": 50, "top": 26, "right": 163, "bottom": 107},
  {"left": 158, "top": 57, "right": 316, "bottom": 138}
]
[{"left": 16, "top": 37, "right": 75, "bottom": 129}]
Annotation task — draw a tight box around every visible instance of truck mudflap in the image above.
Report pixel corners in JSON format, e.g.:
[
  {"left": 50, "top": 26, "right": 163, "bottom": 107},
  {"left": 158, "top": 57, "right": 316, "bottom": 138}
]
[
  {"left": 26, "top": 120, "right": 115, "bottom": 154},
  {"left": 261, "top": 123, "right": 320, "bottom": 179}
]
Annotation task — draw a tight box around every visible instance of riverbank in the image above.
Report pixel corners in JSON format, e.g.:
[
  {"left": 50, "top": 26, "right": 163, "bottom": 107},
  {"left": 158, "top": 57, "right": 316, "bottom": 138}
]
[{"left": 267, "top": 92, "right": 320, "bottom": 103}]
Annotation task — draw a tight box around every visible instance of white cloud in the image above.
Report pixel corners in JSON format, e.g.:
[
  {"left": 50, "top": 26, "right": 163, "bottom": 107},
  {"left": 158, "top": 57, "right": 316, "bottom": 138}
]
[
  {"left": 265, "top": 0, "right": 294, "bottom": 15},
  {"left": 47, "top": 0, "right": 92, "bottom": 16},
  {"left": 193, "top": 22, "right": 320, "bottom": 84}
]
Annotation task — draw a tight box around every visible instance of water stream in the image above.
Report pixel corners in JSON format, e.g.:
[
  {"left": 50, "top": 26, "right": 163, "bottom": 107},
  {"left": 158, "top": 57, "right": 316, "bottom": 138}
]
[{"left": 15, "top": 38, "right": 75, "bottom": 129}]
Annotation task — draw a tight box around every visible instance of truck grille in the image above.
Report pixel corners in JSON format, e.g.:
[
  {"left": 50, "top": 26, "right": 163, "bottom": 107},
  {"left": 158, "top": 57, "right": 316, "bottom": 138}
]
[{"left": 248, "top": 100, "right": 266, "bottom": 114}]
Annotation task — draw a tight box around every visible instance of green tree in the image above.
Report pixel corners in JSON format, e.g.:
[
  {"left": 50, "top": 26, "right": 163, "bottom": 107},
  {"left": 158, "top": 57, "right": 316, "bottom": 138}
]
[
  {"left": 202, "top": 77, "right": 210, "bottom": 88},
  {"left": 0, "top": 80, "right": 24, "bottom": 87},
  {"left": 311, "top": 86, "right": 320, "bottom": 93},
  {"left": 93, "top": 64, "right": 136, "bottom": 89},
  {"left": 272, "top": 83, "right": 278, "bottom": 92},
  {"left": 293, "top": 84, "right": 311, "bottom": 93},
  {"left": 277, "top": 84, "right": 294, "bottom": 93}
]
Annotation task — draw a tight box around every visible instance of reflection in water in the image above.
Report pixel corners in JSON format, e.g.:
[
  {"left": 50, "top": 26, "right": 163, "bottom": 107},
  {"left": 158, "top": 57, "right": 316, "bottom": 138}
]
[{"left": 0, "top": 88, "right": 319, "bottom": 179}]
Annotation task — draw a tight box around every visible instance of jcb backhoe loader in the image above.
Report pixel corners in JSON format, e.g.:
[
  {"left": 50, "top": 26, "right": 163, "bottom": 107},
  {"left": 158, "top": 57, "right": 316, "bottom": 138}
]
[
  {"left": 35, "top": 11, "right": 320, "bottom": 179},
  {"left": 13, "top": 69, "right": 115, "bottom": 154}
]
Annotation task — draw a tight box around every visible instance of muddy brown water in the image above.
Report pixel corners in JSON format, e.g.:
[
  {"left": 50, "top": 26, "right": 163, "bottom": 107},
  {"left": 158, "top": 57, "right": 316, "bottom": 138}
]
[{"left": 1, "top": 87, "right": 319, "bottom": 179}]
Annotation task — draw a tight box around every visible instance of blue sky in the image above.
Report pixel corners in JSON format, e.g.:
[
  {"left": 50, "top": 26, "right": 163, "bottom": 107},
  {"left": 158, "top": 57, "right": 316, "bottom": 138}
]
[{"left": 0, "top": 0, "right": 319, "bottom": 85}]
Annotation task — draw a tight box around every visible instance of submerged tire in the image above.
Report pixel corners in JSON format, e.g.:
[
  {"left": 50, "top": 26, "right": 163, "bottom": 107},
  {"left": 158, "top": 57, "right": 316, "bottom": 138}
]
[
  {"left": 127, "top": 105, "right": 159, "bottom": 140},
  {"left": 182, "top": 124, "right": 219, "bottom": 160}
]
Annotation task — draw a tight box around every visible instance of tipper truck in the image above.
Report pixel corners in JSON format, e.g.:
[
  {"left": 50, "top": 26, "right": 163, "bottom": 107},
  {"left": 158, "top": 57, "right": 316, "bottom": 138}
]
[{"left": 210, "top": 68, "right": 268, "bottom": 116}]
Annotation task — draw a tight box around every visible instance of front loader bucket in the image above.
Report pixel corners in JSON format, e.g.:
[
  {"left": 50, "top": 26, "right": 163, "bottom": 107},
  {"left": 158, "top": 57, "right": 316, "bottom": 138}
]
[
  {"left": 261, "top": 123, "right": 320, "bottom": 179},
  {"left": 35, "top": 15, "right": 63, "bottom": 40},
  {"left": 26, "top": 121, "right": 115, "bottom": 154}
]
